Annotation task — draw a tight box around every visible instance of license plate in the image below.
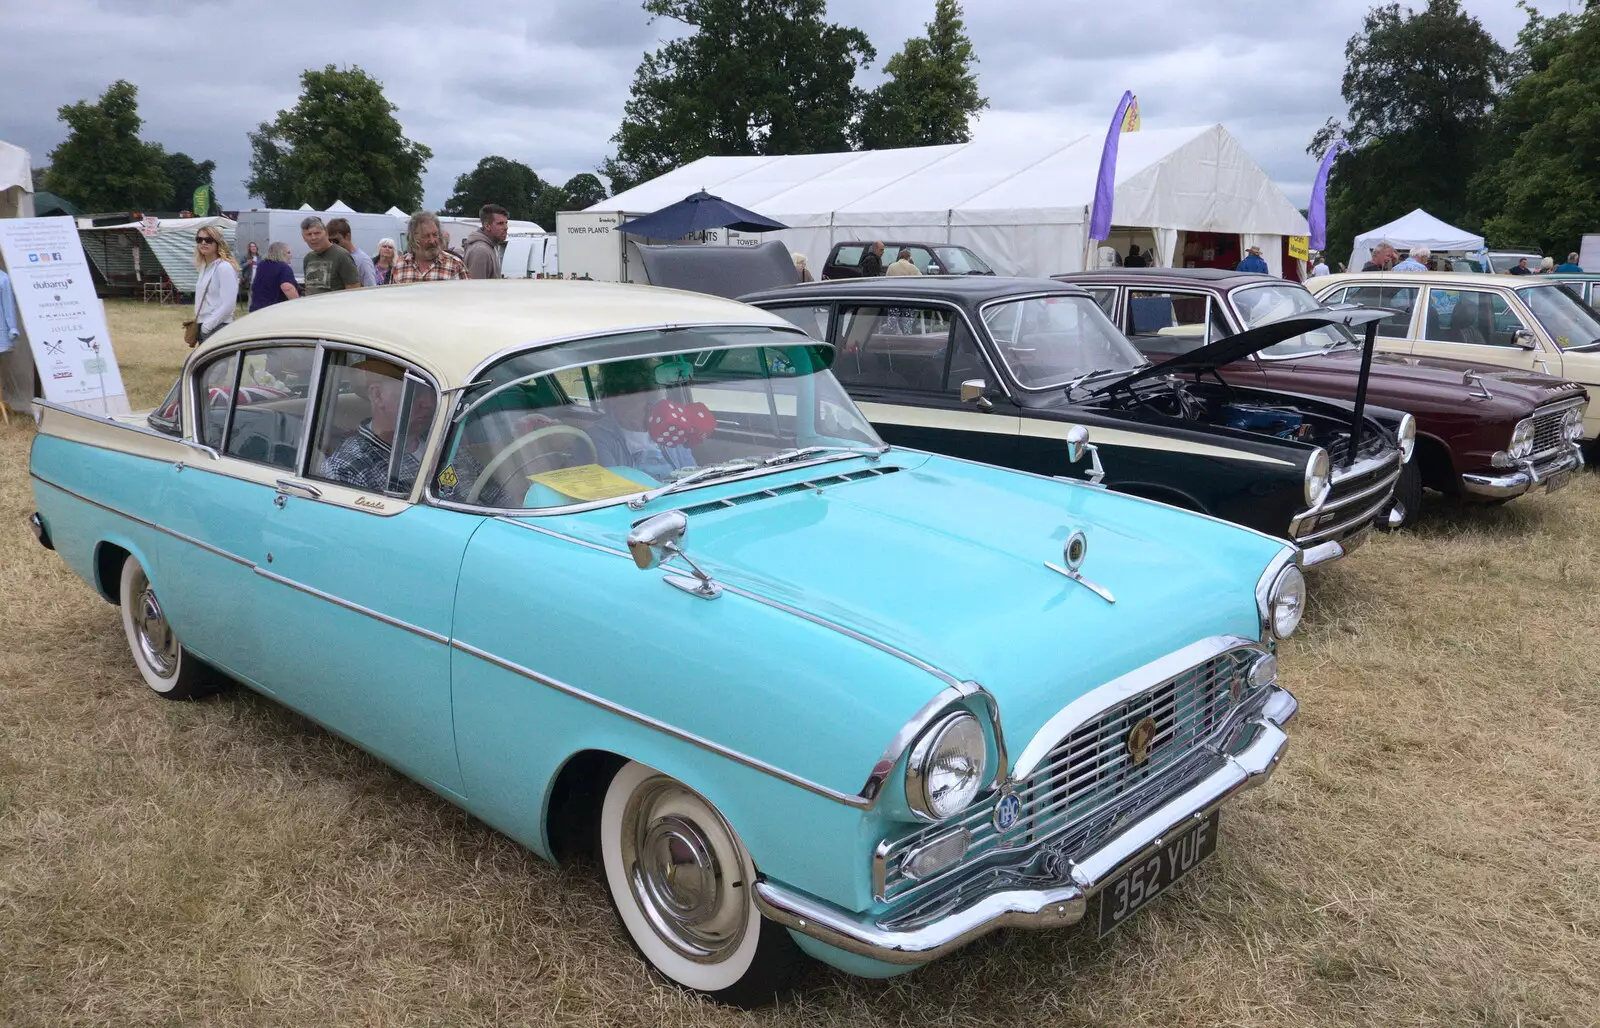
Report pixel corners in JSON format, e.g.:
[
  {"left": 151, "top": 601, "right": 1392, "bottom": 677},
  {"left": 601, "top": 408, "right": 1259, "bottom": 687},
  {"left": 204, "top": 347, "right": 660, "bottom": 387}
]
[
  {"left": 1094, "top": 811, "right": 1219, "bottom": 937},
  {"left": 1545, "top": 470, "right": 1572, "bottom": 493}
]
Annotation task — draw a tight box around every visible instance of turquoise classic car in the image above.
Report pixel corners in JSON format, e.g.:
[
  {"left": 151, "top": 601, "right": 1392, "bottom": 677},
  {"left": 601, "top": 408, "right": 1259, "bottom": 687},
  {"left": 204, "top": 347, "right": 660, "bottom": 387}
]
[{"left": 28, "top": 281, "right": 1304, "bottom": 1005}]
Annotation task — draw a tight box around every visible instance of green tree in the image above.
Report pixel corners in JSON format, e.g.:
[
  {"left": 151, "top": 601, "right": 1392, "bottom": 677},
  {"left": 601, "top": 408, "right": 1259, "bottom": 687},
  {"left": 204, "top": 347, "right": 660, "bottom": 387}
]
[
  {"left": 562, "top": 172, "right": 609, "bottom": 210},
  {"left": 158, "top": 150, "right": 217, "bottom": 213},
  {"left": 1310, "top": 1, "right": 1507, "bottom": 264},
  {"left": 602, "top": 0, "right": 875, "bottom": 191},
  {"left": 1473, "top": 5, "right": 1600, "bottom": 254},
  {"left": 853, "top": 0, "right": 988, "bottom": 150},
  {"left": 43, "top": 81, "right": 170, "bottom": 212},
  {"left": 247, "top": 65, "right": 431, "bottom": 211},
  {"left": 442, "top": 156, "right": 547, "bottom": 221},
  {"left": 530, "top": 184, "right": 570, "bottom": 232}
]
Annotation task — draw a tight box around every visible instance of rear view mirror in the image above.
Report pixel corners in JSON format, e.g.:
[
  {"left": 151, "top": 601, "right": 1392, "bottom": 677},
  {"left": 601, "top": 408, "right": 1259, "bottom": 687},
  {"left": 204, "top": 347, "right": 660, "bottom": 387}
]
[{"left": 960, "top": 379, "right": 993, "bottom": 412}]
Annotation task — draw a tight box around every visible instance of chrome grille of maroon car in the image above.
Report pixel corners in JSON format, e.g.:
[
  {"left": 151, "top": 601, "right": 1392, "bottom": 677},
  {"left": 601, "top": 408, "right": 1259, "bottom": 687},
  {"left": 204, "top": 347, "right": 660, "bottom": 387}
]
[
  {"left": 877, "top": 648, "right": 1257, "bottom": 907},
  {"left": 1531, "top": 404, "right": 1571, "bottom": 457}
]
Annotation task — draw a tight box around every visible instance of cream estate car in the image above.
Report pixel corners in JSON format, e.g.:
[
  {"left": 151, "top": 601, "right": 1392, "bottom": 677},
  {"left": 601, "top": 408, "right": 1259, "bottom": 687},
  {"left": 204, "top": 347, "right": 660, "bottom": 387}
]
[{"left": 1313, "top": 272, "right": 1600, "bottom": 444}]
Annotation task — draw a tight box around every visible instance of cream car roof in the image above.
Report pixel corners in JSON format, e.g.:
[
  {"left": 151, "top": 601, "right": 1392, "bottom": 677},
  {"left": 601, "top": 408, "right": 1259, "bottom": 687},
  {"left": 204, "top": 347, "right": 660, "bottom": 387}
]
[
  {"left": 1316, "top": 271, "right": 1549, "bottom": 290},
  {"left": 195, "top": 279, "right": 794, "bottom": 388}
]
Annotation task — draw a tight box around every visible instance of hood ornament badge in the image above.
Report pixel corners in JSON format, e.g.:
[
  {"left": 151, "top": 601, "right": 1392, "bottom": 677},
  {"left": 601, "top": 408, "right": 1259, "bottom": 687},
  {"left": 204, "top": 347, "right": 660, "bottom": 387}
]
[{"left": 1045, "top": 529, "right": 1116, "bottom": 604}]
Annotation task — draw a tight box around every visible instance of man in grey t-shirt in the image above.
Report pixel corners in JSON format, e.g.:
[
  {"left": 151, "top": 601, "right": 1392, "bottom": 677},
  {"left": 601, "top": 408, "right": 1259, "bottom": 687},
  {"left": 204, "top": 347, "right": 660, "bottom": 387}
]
[
  {"left": 300, "top": 216, "right": 362, "bottom": 295},
  {"left": 327, "top": 217, "right": 378, "bottom": 287}
]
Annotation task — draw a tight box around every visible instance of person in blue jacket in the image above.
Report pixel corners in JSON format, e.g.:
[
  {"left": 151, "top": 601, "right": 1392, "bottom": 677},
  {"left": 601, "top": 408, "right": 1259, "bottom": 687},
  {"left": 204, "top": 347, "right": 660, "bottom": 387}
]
[{"left": 1236, "top": 245, "right": 1269, "bottom": 274}]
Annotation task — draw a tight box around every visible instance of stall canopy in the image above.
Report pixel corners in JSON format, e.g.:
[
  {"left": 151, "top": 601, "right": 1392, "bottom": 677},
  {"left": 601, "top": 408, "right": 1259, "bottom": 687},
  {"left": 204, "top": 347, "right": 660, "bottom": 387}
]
[
  {"left": 1350, "top": 209, "right": 1483, "bottom": 271},
  {"left": 596, "top": 124, "right": 1307, "bottom": 277},
  {"left": 79, "top": 216, "right": 236, "bottom": 298},
  {"left": 0, "top": 140, "right": 34, "bottom": 219}
]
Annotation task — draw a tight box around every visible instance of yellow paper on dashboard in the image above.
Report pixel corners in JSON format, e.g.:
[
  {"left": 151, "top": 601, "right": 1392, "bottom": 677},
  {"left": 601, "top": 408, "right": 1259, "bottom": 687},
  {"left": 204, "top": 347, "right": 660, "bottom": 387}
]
[{"left": 528, "top": 464, "right": 645, "bottom": 501}]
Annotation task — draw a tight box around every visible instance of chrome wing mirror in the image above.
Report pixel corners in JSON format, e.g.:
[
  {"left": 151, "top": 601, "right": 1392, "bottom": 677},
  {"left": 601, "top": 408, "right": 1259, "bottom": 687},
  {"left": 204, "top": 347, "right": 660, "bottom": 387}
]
[
  {"left": 1462, "top": 369, "right": 1493, "bottom": 399},
  {"left": 626, "top": 511, "right": 721, "bottom": 599},
  {"left": 1065, "top": 425, "right": 1106, "bottom": 486},
  {"left": 960, "top": 378, "right": 993, "bottom": 412},
  {"left": 1511, "top": 329, "right": 1537, "bottom": 350}
]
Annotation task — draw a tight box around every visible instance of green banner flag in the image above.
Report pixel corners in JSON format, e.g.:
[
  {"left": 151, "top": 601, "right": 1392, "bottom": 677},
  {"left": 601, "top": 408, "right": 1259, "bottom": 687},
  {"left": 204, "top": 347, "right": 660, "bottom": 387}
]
[{"left": 192, "top": 184, "right": 210, "bottom": 217}]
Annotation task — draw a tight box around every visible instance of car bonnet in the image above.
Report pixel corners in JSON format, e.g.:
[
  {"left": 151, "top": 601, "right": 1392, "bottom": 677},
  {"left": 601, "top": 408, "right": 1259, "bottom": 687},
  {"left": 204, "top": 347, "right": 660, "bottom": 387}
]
[
  {"left": 550, "top": 454, "right": 1290, "bottom": 745},
  {"left": 1098, "top": 306, "right": 1397, "bottom": 393}
]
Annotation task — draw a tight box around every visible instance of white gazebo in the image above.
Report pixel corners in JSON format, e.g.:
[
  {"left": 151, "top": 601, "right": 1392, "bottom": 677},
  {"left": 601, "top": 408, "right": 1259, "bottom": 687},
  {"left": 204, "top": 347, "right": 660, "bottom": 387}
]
[
  {"left": 595, "top": 124, "right": 1309, "bottom": 277},
  {"left": 1350, "top": 209, "right": 1483, "bottom": 270},
  {"left": 1, "top": 140, "right": 37, "bottom": 417}
]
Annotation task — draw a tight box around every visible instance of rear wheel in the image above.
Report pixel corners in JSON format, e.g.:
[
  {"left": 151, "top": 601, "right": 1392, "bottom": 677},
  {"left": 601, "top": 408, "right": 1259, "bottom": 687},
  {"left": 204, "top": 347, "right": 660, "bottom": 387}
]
[
  {"left": 1384, "top": 459, "right": 1423, "bottom": 530},
  {"left": 118, "top": 554, "right": 219, "bottom": 700},
  {"left": 598, "top": 761, "right": 807, "bottom": 1006}
]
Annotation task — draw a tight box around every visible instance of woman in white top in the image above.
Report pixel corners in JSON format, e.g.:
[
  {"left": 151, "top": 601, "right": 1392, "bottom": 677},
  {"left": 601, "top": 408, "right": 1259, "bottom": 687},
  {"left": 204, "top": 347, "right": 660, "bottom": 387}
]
[{"left": 193, "top": 226, "right": 240, "bottom": 343}]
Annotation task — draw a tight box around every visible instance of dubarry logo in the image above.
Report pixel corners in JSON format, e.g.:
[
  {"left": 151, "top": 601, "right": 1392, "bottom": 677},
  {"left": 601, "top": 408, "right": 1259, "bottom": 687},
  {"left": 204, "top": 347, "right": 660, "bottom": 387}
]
[{"left": 32, "top": 278, "right": 72, "bottom": 290}]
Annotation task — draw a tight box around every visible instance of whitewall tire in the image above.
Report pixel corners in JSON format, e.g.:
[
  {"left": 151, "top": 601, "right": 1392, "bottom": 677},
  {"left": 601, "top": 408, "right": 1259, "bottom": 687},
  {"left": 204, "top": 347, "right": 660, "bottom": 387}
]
[
  {"left": 117, "top": 554, "right": 216, "bottom": 701},
  {"left": 598, "top": 761, "right": 806, "bottom": 1006}
]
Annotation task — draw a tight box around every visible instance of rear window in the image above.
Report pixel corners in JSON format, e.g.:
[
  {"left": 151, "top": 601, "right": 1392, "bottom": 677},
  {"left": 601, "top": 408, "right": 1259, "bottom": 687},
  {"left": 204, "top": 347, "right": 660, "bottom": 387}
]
[{"left": 831, "top": 245, "right": 865, "bottom": 268}]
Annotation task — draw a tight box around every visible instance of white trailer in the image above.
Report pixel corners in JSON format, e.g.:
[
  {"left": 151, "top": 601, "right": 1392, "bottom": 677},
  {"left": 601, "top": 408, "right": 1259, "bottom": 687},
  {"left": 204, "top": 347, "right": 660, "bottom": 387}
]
[{"left": 555, "top": 210, "right": 765, "bottom": 281}]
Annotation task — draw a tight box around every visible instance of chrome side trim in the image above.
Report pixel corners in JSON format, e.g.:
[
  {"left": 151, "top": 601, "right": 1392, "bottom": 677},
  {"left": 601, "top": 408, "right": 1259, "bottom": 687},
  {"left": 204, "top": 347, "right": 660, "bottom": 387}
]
[
  {"left": 34, "top": 399, "right": 220, "bottom": 460},
  {"left": 449, "top": 638, "right": 871, "bottom": 809},
  {"left": 29, "top": 472, "right": 252, "bottom": 567},
  {"left": 252, "top": 567, "right": 448, "bottom": 644},
  {"left": 1009, "top": 635, "right": 1264, "bottom": 780}
]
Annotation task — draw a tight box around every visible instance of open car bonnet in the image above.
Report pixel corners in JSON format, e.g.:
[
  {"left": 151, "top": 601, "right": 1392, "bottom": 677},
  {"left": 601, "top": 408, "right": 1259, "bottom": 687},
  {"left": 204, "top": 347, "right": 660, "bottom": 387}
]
[{"left": 1097, "top": 305, "right": 1397, "bottom": 393}]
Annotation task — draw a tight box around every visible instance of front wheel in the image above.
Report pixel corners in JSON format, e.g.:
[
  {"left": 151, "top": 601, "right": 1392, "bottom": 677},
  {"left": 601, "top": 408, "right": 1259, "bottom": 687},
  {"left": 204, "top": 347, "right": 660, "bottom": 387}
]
[
  {"left": 118, "top": 554, "right": 219, "bottom": 700},
  {"left": 598, "top": 761, "right": 808, "bottom": 1006}
]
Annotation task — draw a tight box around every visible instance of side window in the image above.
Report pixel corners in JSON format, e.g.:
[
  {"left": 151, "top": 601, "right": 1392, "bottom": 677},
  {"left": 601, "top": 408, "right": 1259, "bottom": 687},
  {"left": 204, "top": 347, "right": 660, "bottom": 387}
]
[
  {"left": 832, "top": 305, "right": 954, "bottom": 393},
  {"left": 308, "top": 351, "right": 439, "bottom": 495},
  {"left": 908, "top": 248, "right": 935, "bottom": 273},
  {"left": 766, "top": 304, "right": 830, "bottom": 339},
  {"left": 943, "top": 320, "right": 988, "bottom": 393},
  {"left": 1084, "top": 287, "right": 1117, "bottom": 319},
  {"left": 1339, "top": 285, "right": 1418, "bottom": 338},
  {"left": 832, "top": 245, "right": 864, "bottom": 269},
  {"left": 148, "top": 377, "right": 182, "bottom": 437},
  {"left": 1423, "top": 289, "right": 1528, "bottom": 347},
  {"left": 195, "top": 353, "right": 238, "bottom": 450},
  {"left": 222, "top": 346, "right": 316, "bottom": 469},
  {"left": 1126, "top": 291, "right": 1214, "bottom": 355}
]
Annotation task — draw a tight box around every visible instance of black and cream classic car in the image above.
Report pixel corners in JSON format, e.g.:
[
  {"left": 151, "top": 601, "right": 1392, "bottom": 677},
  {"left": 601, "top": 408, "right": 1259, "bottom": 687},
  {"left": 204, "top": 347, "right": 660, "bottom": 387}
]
[{"left": 740, "top": 276, "right": 1414, "bottom": 566}]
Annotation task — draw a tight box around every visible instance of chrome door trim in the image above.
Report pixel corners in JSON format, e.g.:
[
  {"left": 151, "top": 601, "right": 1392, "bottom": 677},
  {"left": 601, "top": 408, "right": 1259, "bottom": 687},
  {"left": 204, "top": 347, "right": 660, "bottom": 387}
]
[
  {"left": 29, "top": 472, "right": 252, "bottom": 568},
  {"left": 253, "top": 566, "right": 449, "bottom": 644},
  {"left": 449, "top": 637, "right": 872, "bottom": 809}
]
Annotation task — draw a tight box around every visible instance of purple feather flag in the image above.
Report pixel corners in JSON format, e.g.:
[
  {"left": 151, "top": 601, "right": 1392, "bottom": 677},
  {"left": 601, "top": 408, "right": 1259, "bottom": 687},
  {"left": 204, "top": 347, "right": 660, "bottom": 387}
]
[
  {"left": 1308, "top": 140, "right": 1348, "bottom": 252},
  {"left": 1088, "top": 91, "right": 1136, "bottom": 242}
]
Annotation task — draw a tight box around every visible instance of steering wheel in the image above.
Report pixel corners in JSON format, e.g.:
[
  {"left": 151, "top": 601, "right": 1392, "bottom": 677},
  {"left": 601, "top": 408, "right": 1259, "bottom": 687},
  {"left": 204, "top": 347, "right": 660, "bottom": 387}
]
[{"left": 466, "top": 424, "right": 598, "bottom": 504}]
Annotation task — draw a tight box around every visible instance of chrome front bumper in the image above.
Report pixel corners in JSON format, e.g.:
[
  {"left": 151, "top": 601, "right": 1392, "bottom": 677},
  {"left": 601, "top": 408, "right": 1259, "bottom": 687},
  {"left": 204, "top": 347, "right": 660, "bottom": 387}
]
[
  {"left": 1462, "top": 443, "right": 1584, "bottom": 499},
  {"left": 753, "top": 687, "right": 1297, "bottom": 966}
]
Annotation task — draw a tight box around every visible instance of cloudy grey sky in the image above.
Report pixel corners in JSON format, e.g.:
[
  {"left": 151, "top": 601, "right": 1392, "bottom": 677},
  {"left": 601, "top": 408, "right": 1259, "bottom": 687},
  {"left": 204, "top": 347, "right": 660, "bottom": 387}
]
[{"left": 0, "top": 0, "right": 1539, "bottom": 212}]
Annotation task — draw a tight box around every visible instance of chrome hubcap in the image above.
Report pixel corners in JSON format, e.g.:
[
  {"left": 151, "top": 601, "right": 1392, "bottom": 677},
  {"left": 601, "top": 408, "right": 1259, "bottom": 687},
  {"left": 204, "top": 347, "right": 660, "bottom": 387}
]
[
  {"left": 131, "top": 572, "right": 178, "bottom": 678},
  {"left": 622, "top": 778, "right": 748, "bottom": 963}
]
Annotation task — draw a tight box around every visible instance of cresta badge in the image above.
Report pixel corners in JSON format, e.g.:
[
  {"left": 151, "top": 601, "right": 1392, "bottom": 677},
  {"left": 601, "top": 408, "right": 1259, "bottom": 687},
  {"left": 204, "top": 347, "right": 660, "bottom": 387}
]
[{"left": 1126, "top": 716, "right": 1159, "bottom": 766}]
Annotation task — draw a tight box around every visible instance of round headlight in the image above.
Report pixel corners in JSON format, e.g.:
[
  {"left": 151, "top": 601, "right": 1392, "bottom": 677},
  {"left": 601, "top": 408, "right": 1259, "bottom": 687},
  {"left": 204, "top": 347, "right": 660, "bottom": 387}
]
[
  {"left": 1565, "top": 407, "right": 1585, "bottom": 441},
  {"left": 1267, "top": 564, "right": 1306, "bottom": 639},
  {"left": 906, "top": 712, "right": 988, "bottom": 821},
  {"left": 1509, "top": 417, "right": 1535, "bottom": 458},
  {"left": 1396, "top": 413, "right": 1417, "bottom": 463},
  {"left": 1304, "top": 448, "right": 1331, "bottom": 507}
]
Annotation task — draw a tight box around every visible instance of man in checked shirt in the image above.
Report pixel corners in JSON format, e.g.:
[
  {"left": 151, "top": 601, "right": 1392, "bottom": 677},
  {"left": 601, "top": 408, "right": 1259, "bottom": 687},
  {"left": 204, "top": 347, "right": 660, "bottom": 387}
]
[{"left": 389, "top": 210, "right": 469, "bottom": 284}]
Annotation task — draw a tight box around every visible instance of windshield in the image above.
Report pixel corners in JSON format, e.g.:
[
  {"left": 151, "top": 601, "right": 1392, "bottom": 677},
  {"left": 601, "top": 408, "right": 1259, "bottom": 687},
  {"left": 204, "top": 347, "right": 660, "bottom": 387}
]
[
  {"left": 438, "top": 326, "right": 884, "bottom": 510},
  {"left": 933, "top": 247, "right": 993, "bottom": 275},
  {"left": 1232, "top": 284, "right": 1354, "bottom": 357},
  {"left": 981, "top": 295, "right": 1146, "bottom": 389},
  {"left": 1517, "top": 285, "right": 1600, "bottom": 351}
]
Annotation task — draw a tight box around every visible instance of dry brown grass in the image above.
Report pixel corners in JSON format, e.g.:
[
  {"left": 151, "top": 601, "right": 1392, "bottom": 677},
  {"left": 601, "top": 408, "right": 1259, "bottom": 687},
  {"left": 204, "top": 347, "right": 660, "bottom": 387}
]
[{"left": 2, "top": 300, "right": 1598, "bottom": 1026}]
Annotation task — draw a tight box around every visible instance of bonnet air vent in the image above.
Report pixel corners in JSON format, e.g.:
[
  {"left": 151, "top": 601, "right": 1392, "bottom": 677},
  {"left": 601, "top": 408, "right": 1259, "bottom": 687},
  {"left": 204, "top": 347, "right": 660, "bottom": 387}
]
[{"left": 643, "top": 465, "right": 902, "bottom": 522}]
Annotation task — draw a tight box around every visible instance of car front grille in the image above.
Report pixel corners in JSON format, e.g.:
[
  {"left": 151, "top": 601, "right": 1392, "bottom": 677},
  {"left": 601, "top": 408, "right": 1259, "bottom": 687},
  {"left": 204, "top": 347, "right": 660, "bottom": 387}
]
[
  {"left": 1530, "top": 403, "right": 1576, "bottom": 457},
  {"left": 876, "top": 647, "right": 1259, "bottom": 907},
  {"left": 1291, "top": 450, "right": 1401, "bottom": 544}
]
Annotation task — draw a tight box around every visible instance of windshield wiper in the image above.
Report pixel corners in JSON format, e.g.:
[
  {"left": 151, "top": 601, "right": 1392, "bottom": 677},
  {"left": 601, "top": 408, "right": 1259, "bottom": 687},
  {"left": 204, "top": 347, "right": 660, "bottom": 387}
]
[
  {"left": 762, "top": 444, "right": 887, "bottom": 467},
  {"left": 626, "top": 458, "right": 763, "bottom": 509},
  {"left": 1062, "top": 367, "right": 1123, "bottom": 398}
]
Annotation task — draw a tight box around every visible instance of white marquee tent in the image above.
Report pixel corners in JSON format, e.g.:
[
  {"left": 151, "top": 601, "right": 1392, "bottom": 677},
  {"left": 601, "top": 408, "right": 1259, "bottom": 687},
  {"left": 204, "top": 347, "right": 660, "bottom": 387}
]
[
  {"left": 596, "top": 124, "right": 1309, "bottom": 277},
  {"left": 1350, "top": 209, "right": 1483, "bottom": 271},
  {"left": 1, "top": 140, "right": 37, "bottom": 416}
]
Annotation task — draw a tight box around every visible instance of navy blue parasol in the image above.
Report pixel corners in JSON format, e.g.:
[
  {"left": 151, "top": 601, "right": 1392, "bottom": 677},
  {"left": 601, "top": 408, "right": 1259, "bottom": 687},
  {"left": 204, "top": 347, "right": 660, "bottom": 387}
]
[{"left": 616, "top": 190, "right": 787, "bottom": 238}]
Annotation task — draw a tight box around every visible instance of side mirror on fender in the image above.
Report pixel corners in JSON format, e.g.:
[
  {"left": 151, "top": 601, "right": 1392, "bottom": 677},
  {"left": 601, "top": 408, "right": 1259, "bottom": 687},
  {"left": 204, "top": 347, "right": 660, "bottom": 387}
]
[
  {"left": 626, "top": 510, "right": 721, "bottom": 599},
  {"left": 960, "top": 379, "right": 994, "bottom": 412},
  {"left": 1065, "top": 424, "right": 1107, "bottom": 486}
]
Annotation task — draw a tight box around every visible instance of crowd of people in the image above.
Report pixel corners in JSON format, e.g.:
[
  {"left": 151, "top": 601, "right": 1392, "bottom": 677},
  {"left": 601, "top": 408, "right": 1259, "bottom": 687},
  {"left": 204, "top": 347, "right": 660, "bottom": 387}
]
[{"left": 1358, "top": 241, "right": 1584, "bottom": 275}]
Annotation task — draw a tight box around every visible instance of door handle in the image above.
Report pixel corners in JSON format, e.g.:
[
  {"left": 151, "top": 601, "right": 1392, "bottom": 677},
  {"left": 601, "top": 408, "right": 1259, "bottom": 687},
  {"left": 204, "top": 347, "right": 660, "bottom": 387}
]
[{"left": 274, "top": 478, "right": 323, "bottom": 500}]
